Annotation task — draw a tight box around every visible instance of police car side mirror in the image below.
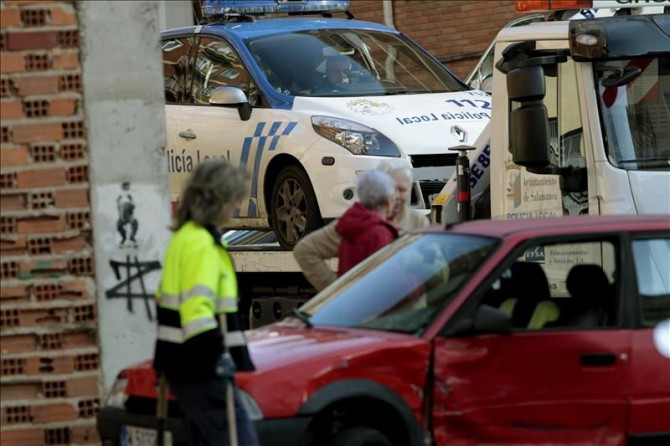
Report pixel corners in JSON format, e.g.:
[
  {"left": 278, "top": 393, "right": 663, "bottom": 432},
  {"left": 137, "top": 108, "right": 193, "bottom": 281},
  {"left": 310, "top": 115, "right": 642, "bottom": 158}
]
[{"left": 209, "top": 86, "right": 252, "bottom": 121}]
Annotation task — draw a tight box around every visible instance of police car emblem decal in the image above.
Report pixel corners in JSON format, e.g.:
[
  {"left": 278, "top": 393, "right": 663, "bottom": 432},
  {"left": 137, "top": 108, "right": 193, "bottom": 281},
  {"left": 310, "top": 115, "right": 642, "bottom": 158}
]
[{"left": 347, "top": 99, "right": 393, "bottom": 115}]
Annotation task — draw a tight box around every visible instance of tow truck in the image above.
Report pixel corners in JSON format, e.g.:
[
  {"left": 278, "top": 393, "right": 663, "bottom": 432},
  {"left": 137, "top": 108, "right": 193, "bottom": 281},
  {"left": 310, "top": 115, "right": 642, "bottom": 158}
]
[{"left": 433, "top": 0, "right": 670, "bottom": 224}]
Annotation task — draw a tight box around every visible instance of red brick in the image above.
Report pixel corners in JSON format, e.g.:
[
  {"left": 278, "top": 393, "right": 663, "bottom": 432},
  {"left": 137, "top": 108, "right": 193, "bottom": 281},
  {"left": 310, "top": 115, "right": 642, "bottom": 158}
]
[
  {"left": 0, "top": 145, "right": 30, "bottom": 166},
  {"left": 0, "top": 334, "right": 35, "bottom": 354},
  {"left": 0, "top": 285, "right": 29, "bottom": 302},
  {"left": 12, "top": 74, "right": 60, "bottom": 95},
  {"left": 19, "top": 307, "right": 68, "bottom": 326},
  {"left": 51, "top": 235, "right": 86, "bottom": 253},
  {"left": 0, "top": 193, "right": 28, "bottom": 211},
  {"left": 0, "top": 382, "right": 41, "bottom": 401},
  {"left": 71, "top": 424, "right": 100, "bottom": 445},
  {"left": 25, "top": 356, "right": 76, "bottom": 376},
  {"left": 52, "top": 51, "right": 79, "bottom": 69},
  {"left": 0, "top": 53, "right": 25, "bottom": 73},
  {"left": 1, "top": 8, "right": 22, "bottom": 28},
  {"left": 62, "top": 331, "right": 96, "bottom": 349},
  {"left": 11, "top": 122, "right": 63, "bottom": 143},
  {"left": 67, "top": 375, "right": 100, "bottom": 397},
  {"left": 0, "top": 99, "right": 22, "bottom": 120},
  {"left": 53, "top": 187, "right": 88, "bottom": 207},
  {"left": 0, "top": 236, "right": 26, "bottom": 255},
  {"left": 50, "top": 5, "right": 77, "bottom": 26},
  {"left": 17, "top": 215, "right": 67, "bottom": 234},
  {"left": 60, "top": 278, "right": 89, "bottom": 299},
  {"left": 0, "top": 427, "right": 44, "bottom": 445},
  {"left": 32, "top": 402, "right": 78, "bottom": 423},
  {"left": 49, "top": 97, "right": 77, "bottom": 116},
  {"left": 20, "top": 257, "right": 69, "bottom": 277},
  {"left": 17, "top": 166, "right": 66, "bottom": 188},
  {"left": 6, "top": 30, "right": 59, "bottom": 50}
]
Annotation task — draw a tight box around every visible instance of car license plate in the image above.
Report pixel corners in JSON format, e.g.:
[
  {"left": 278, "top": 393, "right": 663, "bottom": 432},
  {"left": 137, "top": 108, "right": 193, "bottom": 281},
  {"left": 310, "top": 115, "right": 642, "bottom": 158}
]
[{"left": 121, "top": 425, "right": 173, "bottom": 446}]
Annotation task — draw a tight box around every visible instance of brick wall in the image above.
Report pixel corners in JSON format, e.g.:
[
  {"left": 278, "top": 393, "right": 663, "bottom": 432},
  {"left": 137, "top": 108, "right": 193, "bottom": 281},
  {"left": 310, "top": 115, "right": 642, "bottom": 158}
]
[
  {"left": 1, "top": 1, "right": 100, "bottom": 444},
  {"left": 349, "top": 0, "right": 524, "bottom": 80}
]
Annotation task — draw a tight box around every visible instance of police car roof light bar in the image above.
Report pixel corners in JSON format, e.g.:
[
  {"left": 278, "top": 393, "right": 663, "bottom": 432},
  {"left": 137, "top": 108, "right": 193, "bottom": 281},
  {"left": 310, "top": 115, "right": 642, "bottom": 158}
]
[{"left": 202, "top": 0, "right": 351, "bottom": 17}]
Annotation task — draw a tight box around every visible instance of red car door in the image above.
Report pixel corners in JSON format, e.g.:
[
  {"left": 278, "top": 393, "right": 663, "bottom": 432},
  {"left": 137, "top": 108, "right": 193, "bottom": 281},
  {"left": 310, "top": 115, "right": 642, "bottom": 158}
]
[
  {"left": 628, "top": 236, "right": 670, "bottom": 441},
  {"left": 431, "top": 236, "right": 632, "bottom": 445},
  {"left": 433, "top": 330, "right": 631, "bottom": 445}
]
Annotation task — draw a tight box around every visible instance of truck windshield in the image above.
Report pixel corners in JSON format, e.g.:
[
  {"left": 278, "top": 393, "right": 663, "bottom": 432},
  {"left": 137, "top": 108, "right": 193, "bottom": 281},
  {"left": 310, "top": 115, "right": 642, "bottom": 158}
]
[
  {"left": 300, "top": 233, "right": 498, "bottom": 334},
  {"left": 246, "top": 29, "right": 465, "bottom": 97},
  {"left": 596, "top": 56, "right": 670, "bottom": 170}
]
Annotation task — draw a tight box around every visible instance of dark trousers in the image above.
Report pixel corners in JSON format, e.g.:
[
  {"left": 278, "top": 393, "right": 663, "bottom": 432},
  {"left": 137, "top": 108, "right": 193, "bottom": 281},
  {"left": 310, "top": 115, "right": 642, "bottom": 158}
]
[{"left": 169, "top": 378, "right": 259, "bottom": 446}]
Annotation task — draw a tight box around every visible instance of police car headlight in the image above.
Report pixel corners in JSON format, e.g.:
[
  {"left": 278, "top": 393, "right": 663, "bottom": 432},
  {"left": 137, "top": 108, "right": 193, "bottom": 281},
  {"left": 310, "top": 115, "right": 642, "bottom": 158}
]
[
  {"left": 238, "top": 389, "right": 264, "bottom": 421},
  {"left": 312, "top": 116, "right": 400, "bottom": 157},
  {"left": 105, "top": 377, "right": 129, "bottom": 409}
]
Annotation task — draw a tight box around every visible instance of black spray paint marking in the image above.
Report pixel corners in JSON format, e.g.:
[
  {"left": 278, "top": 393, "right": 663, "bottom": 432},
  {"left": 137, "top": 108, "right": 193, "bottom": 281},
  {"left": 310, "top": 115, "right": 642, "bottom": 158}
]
[{"left": 106, "top": 255, "right": 161, "bottom": 321}]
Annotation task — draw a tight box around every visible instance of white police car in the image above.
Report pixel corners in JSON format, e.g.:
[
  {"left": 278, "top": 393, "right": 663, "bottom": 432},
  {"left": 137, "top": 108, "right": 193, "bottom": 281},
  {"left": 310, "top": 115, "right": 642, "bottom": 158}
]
[{"left": 162, "top": 0, "right": 490, "bottom": 248}]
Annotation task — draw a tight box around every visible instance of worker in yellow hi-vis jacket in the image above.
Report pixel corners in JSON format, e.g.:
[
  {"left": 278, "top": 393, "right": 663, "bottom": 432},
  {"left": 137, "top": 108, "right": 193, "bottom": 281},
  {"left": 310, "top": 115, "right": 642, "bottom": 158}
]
[{"left": 153, "top": 160, "right": 258, "bottom": 446}]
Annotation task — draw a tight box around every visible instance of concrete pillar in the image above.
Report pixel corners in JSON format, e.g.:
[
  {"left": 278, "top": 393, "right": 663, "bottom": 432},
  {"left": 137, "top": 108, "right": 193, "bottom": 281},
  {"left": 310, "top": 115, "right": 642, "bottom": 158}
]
[{"left": 79, "top": 1, "right": 171, "bottom": 389}]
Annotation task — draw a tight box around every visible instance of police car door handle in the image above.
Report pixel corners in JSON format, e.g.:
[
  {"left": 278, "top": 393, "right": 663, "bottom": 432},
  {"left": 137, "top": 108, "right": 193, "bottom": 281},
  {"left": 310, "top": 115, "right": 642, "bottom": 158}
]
[{"left": 179, "top": 130, "right": 197, "bottom": 140}]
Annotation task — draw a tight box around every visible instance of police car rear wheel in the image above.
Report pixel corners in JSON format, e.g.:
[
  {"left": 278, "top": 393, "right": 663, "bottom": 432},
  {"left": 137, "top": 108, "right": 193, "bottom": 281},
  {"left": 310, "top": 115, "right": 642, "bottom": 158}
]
[{"left": 270, "top": 165, "right": 322, "bottom": 249}]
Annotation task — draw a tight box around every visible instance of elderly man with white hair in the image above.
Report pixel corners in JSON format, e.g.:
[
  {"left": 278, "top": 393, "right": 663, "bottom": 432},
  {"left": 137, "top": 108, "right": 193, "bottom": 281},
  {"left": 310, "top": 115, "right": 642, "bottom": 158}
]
[{"left": 294, "top": 163, "right": 429, "bottom": 288}]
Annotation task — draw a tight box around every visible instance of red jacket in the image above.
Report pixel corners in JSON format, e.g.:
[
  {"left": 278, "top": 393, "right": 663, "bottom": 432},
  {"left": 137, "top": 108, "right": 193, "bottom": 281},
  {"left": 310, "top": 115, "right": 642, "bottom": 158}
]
[{"left": 335, "top": 202, "right": 399, "bottom": 276}]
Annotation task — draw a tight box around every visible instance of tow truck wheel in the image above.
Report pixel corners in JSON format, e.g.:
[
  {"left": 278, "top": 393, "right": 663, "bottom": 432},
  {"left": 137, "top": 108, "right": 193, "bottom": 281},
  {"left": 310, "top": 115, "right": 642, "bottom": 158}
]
[
  {"left": 270, "top": 165, "right": 322, "bottom": 250},
  {"left": 328, "top": 426, "right": 392, "bottom": 446}
]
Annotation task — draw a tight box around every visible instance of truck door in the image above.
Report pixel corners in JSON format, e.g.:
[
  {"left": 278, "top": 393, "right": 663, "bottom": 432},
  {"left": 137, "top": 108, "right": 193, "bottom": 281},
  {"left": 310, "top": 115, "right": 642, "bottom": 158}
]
[
  {"left": 494, "top": 52, "right": 590, "bottom": 219},
  {"left": 432, "top": 236, "right": 631, "bottom": 445}
]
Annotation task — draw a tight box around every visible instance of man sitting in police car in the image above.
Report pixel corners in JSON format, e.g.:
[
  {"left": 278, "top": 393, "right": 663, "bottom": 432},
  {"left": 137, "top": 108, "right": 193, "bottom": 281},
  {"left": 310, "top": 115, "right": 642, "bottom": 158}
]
[{"left": 314, "top": 56, "right": 351, "bottom": 93}]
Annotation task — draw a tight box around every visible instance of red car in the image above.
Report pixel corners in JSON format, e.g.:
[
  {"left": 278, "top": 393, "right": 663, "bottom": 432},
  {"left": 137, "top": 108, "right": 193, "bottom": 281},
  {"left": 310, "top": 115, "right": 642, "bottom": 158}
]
[{"left": 98, "top": 216, "right": 670, "bottom": 445}]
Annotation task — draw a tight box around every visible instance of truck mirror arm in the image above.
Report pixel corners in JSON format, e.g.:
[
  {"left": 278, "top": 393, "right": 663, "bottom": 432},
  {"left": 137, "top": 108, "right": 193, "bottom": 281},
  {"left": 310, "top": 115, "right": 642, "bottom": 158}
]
[{"left": 527, "top": 165, "right": 588, "bottom": 194}]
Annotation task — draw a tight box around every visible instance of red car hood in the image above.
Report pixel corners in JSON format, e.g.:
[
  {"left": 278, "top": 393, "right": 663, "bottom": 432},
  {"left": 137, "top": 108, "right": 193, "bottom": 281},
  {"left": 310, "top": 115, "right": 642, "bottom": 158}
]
[
  {"left": 245, "top": 322, "right": 421, "bottom": 372},
  {"left": 239, "top": 323, "right": 431, "bottom": 418},
  {"left": 120, "top": 323, "right": 431, "bottom": 419}
]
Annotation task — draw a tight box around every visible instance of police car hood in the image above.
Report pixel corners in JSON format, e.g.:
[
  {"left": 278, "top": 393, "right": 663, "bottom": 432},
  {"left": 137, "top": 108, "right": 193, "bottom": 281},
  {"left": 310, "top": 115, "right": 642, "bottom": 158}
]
[{"left": 293, "top": 91, "right": 491, "bottom": 155}]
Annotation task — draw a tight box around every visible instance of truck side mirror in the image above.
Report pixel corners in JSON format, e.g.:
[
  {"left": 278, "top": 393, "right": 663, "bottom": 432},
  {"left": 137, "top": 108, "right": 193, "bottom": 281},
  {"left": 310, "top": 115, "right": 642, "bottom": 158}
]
[
  {"left": 209, "top": 86, "right": 253, "bottom": 121},
  {"left": 507, "top": 65, "right": 551, "bottom": 167}
]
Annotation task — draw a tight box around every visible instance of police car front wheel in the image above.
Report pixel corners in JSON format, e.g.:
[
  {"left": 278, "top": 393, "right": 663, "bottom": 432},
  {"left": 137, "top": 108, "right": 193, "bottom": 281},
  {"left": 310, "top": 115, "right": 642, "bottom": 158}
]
[{"left": 270, "top": 165, "right": 322, "bottom": 250}]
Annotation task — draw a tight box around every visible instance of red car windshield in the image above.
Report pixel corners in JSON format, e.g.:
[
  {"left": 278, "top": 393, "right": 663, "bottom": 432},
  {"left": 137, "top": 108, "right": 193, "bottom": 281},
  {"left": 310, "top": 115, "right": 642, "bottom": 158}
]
[{"left": 301, "top": 233, "right": 498, "bottom": 334}]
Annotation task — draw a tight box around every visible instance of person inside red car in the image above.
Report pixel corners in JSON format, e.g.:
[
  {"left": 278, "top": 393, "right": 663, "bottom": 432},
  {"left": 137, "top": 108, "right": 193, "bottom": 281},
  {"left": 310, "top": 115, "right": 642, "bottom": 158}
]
[{"left": 336, "top": 169, "right": 399, "bottom": 276}]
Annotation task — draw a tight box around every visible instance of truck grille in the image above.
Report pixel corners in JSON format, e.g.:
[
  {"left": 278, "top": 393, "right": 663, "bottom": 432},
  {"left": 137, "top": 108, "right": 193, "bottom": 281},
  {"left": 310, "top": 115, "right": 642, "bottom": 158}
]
[
  {"left": 409, "top": 153, "right": 457, "bottom": 168},
  {"left": 409, "top": 154, "right": 456, "bottom": 207}
]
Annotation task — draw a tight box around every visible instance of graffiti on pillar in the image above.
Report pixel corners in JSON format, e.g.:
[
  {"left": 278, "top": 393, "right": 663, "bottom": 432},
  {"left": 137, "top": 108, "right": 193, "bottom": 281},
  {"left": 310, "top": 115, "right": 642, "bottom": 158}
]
[
  {"left": 106, "top": 255, "right": 161, "bottom": 321},
  {"left": 117, "top": 181, "right": 139, "bottom": 248}
]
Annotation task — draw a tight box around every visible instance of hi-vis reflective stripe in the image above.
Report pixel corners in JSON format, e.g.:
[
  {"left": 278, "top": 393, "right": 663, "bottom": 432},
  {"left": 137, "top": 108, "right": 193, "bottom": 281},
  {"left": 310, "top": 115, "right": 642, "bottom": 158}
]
[
  {"left": 158, "top": 285, "right": 223, "bottom": 309},
  {"left": 183, "top": 317, "right": 218, "bottom": 340},
  {"left": 216, "top": 297, "right": 237, "bottom": 313},
  {"left": 158, "top": 294, "right": 180, "bottom": 308},
  {"left": 184, "top": 285, "right": 216, "bottom": 300},
  {"left": 225, "top": 330, "right": 246, "bottom": 347},
  {"left": 157, "top": 325, "right": 184, "bottom": 344}
]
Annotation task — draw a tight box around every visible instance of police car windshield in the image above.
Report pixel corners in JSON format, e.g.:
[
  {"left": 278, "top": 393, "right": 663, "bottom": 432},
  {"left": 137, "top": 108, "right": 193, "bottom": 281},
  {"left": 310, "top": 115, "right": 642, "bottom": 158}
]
[
  {"left": 596, "top": 56, "right": 670, "bottom": 171},
  {"left": 246, "top": 29, "right": 465, "bottom": 97}
]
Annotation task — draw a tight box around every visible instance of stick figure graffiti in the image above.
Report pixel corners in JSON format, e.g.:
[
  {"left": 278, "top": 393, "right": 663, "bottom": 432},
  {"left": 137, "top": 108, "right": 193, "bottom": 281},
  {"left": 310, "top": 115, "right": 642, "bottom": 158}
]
[{"left": 117, "top": 182, "right": 139, "bottom": 247}]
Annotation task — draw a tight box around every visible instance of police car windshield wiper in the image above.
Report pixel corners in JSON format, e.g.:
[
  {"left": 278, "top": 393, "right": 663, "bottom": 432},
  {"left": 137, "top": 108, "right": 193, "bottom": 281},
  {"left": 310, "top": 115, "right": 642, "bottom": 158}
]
[
  {"left": 383, "top": 88, "right": 408, "bottom": 95},
  {"left": 292, "top": 308, "right": 313, "bottom": 328}
]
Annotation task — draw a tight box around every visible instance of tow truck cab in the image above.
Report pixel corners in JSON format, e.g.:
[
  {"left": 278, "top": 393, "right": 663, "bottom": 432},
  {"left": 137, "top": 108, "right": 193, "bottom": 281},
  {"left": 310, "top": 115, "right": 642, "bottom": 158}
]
[{"left": 433, "top": 0, "right": 670, "bottom": 223}]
